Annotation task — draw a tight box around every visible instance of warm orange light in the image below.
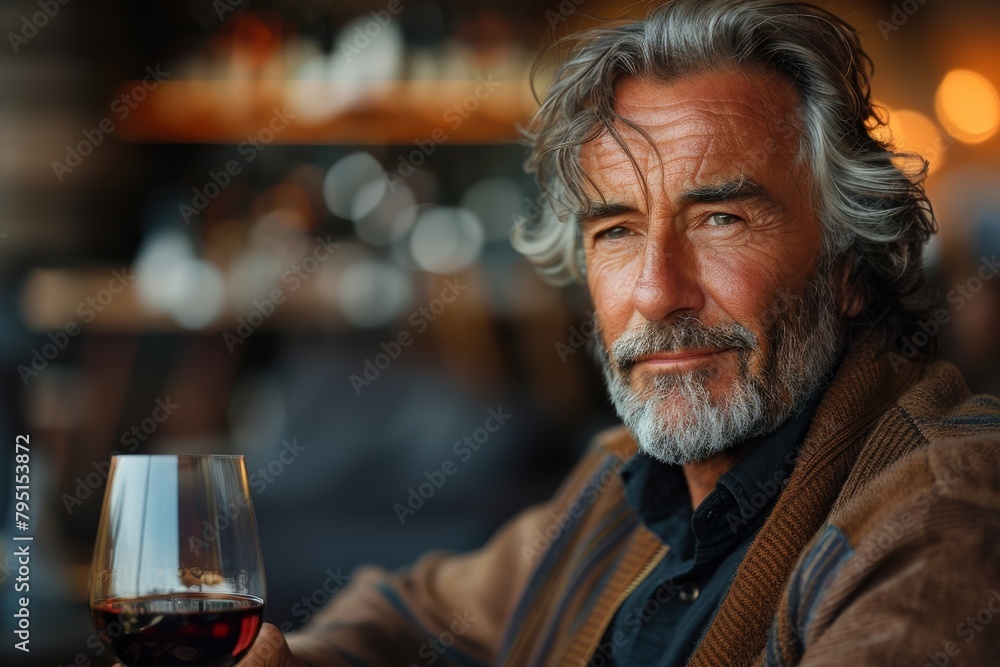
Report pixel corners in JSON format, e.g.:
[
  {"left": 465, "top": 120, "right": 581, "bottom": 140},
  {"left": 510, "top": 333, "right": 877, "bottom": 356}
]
[
  {"left": 884, "top": 109, "right": 950, "bottom": 175},
  {"left": 935, "top": 69, "right": 1000, "bottom": 144}
]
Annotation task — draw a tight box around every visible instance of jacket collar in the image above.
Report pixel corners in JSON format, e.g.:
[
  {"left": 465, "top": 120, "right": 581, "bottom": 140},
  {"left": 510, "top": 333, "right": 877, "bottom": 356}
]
[{"left": 687, "top": 327, "right": 925, "bottom": 665}]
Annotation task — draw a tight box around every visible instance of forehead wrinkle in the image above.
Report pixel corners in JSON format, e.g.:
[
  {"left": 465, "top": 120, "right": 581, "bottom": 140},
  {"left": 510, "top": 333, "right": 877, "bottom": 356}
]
[
  {"left": 615, "top": 80, "right": 785, "bottom": 126},
  {"left": 582, "top": 136, "right": 694, "bottom": 213},
  {"left": 633, "top": 125, "right": 740, "bottom": 201},
  {"left": 620, "top": 96, "right": 771, "bottom": 122},
  {"left": 613, "top": 80, "right": 802, "bottom": 160},
  {"left": 615, "top": 102, "right": 777, "bottom": 162},
  {"left": 582, "top": 127, "right": 748, "bottom": 215},
  {"left": 580, "top": 131, "right": 655, "bottom": 204},
  {"left": 581, "top": 74, "right": 805, "bottom": 212}
]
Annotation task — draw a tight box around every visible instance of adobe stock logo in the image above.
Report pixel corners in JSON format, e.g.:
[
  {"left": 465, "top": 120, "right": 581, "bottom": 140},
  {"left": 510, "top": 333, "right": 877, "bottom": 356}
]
[
  {"left": 889, "top": 255, "right": 1000, "bottom": 371},
  {"left": 51, "top": 66, "right": 170, "bottom": 181},
  {"left": 383, "top": 77, "right": 502, "bottom": 192},
  {"left": 179, "top": 106, "right": 297, "bottom": 224},
  {"left": 18, "top": 267, "right": 135, "bottom": 385},
  {"left": 924, "top": 589, "right": 1000, "bottom": 666},
  {"left": 61, "top": 397, "right": 180, "bottom": 515},
  {"left": 7, "top": 0, "right": 71, "bottom": 54},
  {"left": 554, "top": 310, "right": 596, "bottom": 362},
  {"left": 350, "top": 278, "right": 468, "bottom": 395},
  {"left": 877, "top": 0, "right": 930, "bottom": 40},
  {"left": 222, "top": 235, "right": 338, "bottom": 352},
  {"left": 393, "top": 407, "right": 511, "bottom": 524},
  {"left": 338, "top": 0, "right": 413, "bottom": 63}
]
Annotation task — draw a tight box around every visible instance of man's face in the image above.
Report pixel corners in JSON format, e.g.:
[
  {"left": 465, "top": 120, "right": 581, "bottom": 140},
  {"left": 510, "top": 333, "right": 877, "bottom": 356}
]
[{"left": 580, "top": 70, "right": 848, "bottom": 464}]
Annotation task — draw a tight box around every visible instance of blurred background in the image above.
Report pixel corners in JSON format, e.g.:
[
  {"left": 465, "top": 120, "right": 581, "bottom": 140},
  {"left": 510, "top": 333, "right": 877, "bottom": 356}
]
[{"left": 1, "top": 0, "right": 998, "bottom": 664}]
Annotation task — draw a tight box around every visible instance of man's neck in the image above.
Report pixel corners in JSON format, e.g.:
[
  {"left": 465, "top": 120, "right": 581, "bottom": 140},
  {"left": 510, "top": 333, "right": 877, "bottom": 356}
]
[{"left": 682, "top": 439, "right": 758, "bottom": 508}]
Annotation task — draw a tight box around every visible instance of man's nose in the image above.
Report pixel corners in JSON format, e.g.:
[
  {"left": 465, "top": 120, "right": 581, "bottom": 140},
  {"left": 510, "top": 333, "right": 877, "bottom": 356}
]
[{"left": 631, "top": 236, "right": 705, "bottom": 322}]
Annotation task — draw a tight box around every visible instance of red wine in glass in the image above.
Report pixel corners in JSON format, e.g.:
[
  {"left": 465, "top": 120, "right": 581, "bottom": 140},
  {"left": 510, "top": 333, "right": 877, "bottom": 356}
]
[
  {"left": 90, "top": 456, "right": 267, "bottom": 667},
  {"left": 91, "top": 593, "right": 264, "bottom": 667}
]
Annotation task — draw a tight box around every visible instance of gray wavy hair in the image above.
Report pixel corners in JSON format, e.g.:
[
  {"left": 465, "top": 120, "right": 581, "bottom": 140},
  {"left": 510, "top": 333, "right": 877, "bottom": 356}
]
[{"left": 513, "top": 0, "right": 936, "bottom": 337}]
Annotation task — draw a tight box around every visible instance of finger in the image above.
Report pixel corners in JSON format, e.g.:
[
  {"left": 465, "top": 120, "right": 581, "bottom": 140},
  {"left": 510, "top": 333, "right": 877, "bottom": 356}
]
[{"left": 238, "top": 623, "right": 297, "bottom": 667}]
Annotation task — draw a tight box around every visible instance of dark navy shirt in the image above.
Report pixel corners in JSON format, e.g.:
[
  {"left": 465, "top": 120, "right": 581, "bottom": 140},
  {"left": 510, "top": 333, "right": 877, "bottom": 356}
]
[{"left": 589, "top": 395, "right": 823, "bottom": 667}]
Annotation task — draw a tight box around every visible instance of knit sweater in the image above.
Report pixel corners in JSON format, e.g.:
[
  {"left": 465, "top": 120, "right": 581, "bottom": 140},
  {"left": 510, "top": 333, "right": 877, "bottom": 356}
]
[{"left": 286, "top": 330, "right": 1000, "bottom": 666}]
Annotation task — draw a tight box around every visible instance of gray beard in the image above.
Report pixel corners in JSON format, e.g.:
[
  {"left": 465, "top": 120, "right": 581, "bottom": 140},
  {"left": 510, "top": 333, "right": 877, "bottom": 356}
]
[{"left": 596, "top": 268, "right": 843, "bottom": 465}]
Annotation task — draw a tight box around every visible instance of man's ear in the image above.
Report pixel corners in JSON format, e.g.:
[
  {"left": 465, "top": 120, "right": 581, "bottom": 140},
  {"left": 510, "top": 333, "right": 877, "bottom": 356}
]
[{"left": 836, "top": 257, "right": 865, "bottom": 318}]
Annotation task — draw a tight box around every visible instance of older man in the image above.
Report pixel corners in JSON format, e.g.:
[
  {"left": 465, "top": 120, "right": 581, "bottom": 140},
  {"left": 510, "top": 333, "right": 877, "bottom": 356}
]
[{"left": 244, "top": 1, "right": 1000, "bottom": 665}]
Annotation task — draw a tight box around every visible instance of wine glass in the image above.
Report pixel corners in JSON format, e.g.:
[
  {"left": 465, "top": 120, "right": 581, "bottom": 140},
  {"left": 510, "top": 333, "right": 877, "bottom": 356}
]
[{"left": 90, "top": 455, "right": 266, "bottom": 667}]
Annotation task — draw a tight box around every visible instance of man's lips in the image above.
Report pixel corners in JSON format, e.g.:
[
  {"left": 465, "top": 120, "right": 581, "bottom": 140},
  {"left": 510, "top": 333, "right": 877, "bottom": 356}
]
[{"left": 628, "top": 348, "right": 733, "bottom": 371}]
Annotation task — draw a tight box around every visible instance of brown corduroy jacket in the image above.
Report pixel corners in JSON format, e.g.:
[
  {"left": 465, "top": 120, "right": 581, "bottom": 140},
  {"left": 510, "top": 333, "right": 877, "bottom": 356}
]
[{"left": 287, "top": 331, "right": 1000, "bottom": 666}]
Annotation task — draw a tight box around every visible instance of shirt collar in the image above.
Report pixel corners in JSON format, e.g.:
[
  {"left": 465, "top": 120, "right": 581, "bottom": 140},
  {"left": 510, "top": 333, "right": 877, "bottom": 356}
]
[{"left": 618, "top": 385, "right": 826, "bottom": 559}]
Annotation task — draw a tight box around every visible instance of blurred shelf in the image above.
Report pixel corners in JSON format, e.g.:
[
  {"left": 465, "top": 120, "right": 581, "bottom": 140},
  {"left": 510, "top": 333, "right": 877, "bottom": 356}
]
[
  {"left": 115, "top": 79, "right": 537, "bottom": 145},
  {"left": 20, "top": 266, "right": 347, "bottom": 334},
  {"left": 18, "top": 265, "right": 503, "bottom": 334}
]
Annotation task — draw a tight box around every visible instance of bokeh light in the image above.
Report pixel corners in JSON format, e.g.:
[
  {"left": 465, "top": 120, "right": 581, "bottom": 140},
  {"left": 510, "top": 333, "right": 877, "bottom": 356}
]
[
  {"left": 353, "top": 182, "right": 418, "bottom": 246},
  {"left": 460, "top": 177, "right": 526, "bottom": 241},
  {"left": 135, "top": 229, "right": 197, "bottom": 312},
  {"left": 163, "top": 259, "right": 226, "bottom": 329},
  {"left": 352, "top": 178, "right": 389, "bottom": 221},
  {"left": 135, "top": 229, "right": 226, "bottom": 328},
  {"left": 409, "top": 206, "right": 485, "bottom": 273},
  {"left": 335, "top": 259, "right": 413, "bottom": 328},
  {"left": 323, "top": 152, "right": 387, "bottom": 220},
  {"left": 227, "top": 249, "right": 285, "bottom": 308},
  {"left": 883, "top": 109, "right": 949, "bottom": 175},
  {"left": 333, "top": 14, "right": 404, "bottom": 81},
  {"left": 935, "top": 69, "right": 1000, "bottom": 145}
]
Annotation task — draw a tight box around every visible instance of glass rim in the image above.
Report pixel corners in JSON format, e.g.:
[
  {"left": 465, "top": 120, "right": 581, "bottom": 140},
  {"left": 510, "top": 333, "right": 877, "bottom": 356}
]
[{"left": 109, "top": 454, "right": 245, "bottom": 459}]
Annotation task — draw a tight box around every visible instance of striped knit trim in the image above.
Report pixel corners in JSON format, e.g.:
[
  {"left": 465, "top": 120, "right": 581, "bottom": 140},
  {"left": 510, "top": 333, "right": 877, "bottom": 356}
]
[
  {"left": 375, "top": 583, "right": 488, "bottom": 667},
  {"left": 764, "top": 617, "right": 785, "bottom": 667},
  {"left": 939, "top": 395, "right": 1000, "bottom": 428},
  {"left": 526, "top": 506, "right": 638, "bottom": 665},
  {"left": 559, "top": 530, "right": 666, "bottom": 666},
  {"left": 765, "top": 524, "right": 854, "bottom": 665},
  {"left": 564, "top": 511, "right": 640, "bottom": 635},
  {"left": 375, "top": 582, "right": 432, "bottom": 637},
  {"left": 496, "top": 454, "right": 628, "bottom": 666},
  {"left": 497, "top": 520, "right": 664, "bottom": 667},
  {"left": 568, "top": 490, "right": 638, "bottom": 569}
]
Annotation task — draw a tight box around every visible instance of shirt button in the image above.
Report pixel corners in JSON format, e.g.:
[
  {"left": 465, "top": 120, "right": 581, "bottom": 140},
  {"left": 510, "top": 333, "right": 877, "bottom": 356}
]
[{"left": 679, "top": 583, "right": 700, "bottom": 602}]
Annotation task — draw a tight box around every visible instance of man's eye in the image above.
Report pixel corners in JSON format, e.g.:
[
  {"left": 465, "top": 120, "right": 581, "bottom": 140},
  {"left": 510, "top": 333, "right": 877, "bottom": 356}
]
[
  {"left": 707, "top": 213, "right": 741, "bottom": 226},
  {"left": 599, "top": 226, "right": 629, "bottom": 239}
]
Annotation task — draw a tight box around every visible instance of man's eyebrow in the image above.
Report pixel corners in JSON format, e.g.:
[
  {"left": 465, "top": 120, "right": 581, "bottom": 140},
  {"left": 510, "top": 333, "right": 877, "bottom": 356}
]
[
  {"left": 576, "top": 200, "right": 636, "bottom": 223},
  {"left": 576, "top": 180, "right": 772, "bottom": 222},
  {"left": 680, "top": 178, "right": 771, "bottom": 204}
]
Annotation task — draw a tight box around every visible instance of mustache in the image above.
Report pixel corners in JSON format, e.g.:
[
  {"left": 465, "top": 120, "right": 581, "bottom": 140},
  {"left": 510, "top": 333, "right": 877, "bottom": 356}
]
[{"left": 608, "top": 317, "right": 757, "bottom": 369}]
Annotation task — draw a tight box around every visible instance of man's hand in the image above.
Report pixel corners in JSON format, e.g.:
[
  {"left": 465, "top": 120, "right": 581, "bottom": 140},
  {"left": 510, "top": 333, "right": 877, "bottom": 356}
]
[
  {"left": 111, "top": 624, "right": 305, "bottom": 667},
  {"left": 238, "top": 624, "right": 305, "bottom": 667}
]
